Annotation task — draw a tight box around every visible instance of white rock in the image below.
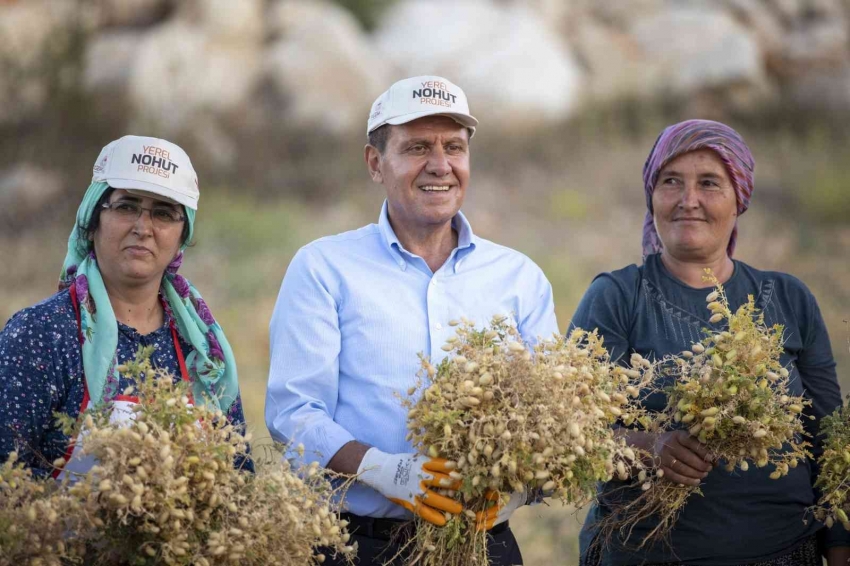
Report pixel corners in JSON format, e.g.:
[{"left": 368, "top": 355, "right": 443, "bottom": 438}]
[
  {"left": 764, "top": 0, "right": 806, "bottom": 22},
  {"left": 629, "top": 6, "right": 766, "bottom": 95},
  {"left": 571, "top": 18, "right": 657, "bottom": 102},
  {"left": 722, "top": 0, "right": 786, "bottom": 58},
  {"left": 179, "top": 0, "right": 264, "bottom": 44},
  {"left": 779, "top": 0, "right": 848, "bottom": 72},
  {"left": 267, "top": 0, "right": 364, "bottom": 40},
  {"left": 0, "top": 1, "right": 62, "bottom": 67},
  {"left": 83, "top": 31, "right": 143, "bottom": 93},
  {"left": 782, "top": 19, "right": 849, "bottom": 67},
  {"left": 519, "top": 0, "right": 582, "bottom": 35},
  {"left": 374, "top": 0, "right": 584, "bottom": 128},
  {"left": 721, "top": 0, "right": 847, "bottom": 78},
  {"left": 587, "top": 0, "right": 665, "bottom": 28},
  {"left": 764, "top": 0, "right": 843, "bottom": 25},
  {"left": 264, "top": 0, "right": 393, "bottom": 133},
  {"left": 128, "top": 21, "right": 262, "bottom": 132}
]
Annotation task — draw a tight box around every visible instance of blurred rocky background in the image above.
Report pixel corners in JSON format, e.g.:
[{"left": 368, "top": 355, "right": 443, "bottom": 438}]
[{"left": 1, "top": 0, "right": 849, "bottom": 562}]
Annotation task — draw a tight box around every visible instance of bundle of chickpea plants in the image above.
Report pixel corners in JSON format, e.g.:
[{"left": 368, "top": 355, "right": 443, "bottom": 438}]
[
  {"left": 812, "top": 398, "right": 850, "bottom": 530},
  {"left": 402, "top": 315, "right": 655, "bottom": 566},
  {"left": 0, "top": 452, "right": 86, "bottom": 566},
  {"left": 809, "top": 327, "right": 850, "bottom": 530},
  {"left": 0, "top": 348, "right": 355, "bottom": 566},
  {"left": 608, "top": 271, "right": 812, "bottom": 548}
]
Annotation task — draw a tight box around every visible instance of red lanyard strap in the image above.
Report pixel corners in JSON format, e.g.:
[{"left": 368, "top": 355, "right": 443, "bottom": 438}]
[{"left": 170, "top": 321, "right": 194, "bottom": 404}]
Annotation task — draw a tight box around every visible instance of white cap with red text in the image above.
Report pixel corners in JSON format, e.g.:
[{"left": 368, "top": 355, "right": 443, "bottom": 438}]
[
  {"left": 91, "top": 135, "right": 199, "bottom": 210},
  {"left": 367, "top": 76, "right": 478, "bottom": 137}
]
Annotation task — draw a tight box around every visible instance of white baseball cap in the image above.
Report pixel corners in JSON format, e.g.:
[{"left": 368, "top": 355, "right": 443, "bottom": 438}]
[
  {"left": 92, "top": 135, "right": 199, "bottom": 210},
  {"left": 367, "top": 76, "right": 478, "bottom": 137}
]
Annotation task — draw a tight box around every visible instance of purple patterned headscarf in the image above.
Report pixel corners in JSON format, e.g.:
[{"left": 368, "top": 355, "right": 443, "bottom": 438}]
[{"left": 642, "top": 119, "right": 755, "bottom": 259}]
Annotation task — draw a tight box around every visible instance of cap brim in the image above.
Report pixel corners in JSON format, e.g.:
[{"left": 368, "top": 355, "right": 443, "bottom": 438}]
[
  {"left": 383, "top": 110, "right": 478, "bottom": 131},
  {"left": 105, "top": 178, "right": 197, "bottom": 210},
  {"left": 124, "top": 189, "right": 180, "bottom": 206}
]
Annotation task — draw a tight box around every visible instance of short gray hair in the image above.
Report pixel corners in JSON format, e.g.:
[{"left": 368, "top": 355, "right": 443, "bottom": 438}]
[{"left": 367, "top": 125, "right": 391, "bottom": 154}]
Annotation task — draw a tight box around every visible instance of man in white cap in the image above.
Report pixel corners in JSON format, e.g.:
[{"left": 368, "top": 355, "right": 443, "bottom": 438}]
[{"left": 265, "top": 77, "right": 558, "bottom": 564}]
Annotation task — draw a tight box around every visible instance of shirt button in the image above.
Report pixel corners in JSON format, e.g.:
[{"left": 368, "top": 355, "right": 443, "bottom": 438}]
[
  {"left": 435, "top": 323, "right": 443, "bottom": 330},
  {"left": 431, "top": 279, "right": 437, "bottom": 286}
]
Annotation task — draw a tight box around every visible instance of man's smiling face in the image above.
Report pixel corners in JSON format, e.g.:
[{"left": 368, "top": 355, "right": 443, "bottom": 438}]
[{"left": 370, "top": 115, "right": 471, "bottom": 233}]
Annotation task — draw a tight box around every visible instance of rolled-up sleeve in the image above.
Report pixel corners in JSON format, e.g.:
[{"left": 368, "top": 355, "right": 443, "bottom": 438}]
[
  {"left": 265, "top": 246, "right": 355, "bottom": 467},
  {"left": 518, "top": 264, "right": 559, "bottom": 344}
]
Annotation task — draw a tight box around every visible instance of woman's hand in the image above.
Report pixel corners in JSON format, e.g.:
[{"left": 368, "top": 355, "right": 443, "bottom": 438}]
[{"left": 653, "top": 430, "right": 714, "bottom": 487}]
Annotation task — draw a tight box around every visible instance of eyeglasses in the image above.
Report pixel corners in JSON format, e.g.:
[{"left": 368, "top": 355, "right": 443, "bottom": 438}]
[{"left": 101, "top": 201, "right": 186, "bottom": 225}]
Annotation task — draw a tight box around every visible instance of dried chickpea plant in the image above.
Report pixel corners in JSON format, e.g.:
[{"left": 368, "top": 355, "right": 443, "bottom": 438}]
[
  {"left": 607, "top": 270, "right": 811, "bottom": 548},
  {"left": 812, "top": 399, "right": 850, "bottom": 530},
  {"left": 0, "top": 452, "right": 86, "bottom": 566},
  {"left": 814, "top": 322, "right": 850, "bottom": 527},
  {"left": 4, "top": 348, "right": 355, "bottom": 566},
  {"left": 401, "top": 315, "right": 654, "bottom": 566}
]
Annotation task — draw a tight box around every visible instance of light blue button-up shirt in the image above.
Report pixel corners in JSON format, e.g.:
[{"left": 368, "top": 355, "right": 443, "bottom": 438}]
[{"left": 265, "top": 201, "right": 559, "bottom": 518}]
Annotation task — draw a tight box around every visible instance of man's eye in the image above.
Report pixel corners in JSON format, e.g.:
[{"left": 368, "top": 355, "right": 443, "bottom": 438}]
[{"left": 115, "top": 203, "right": 137, "bottom": 212}]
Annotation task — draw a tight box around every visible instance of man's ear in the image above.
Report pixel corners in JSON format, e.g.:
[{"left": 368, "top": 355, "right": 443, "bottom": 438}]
[{"left": 364, "top": 145, "right": 383, "bottom": 183}]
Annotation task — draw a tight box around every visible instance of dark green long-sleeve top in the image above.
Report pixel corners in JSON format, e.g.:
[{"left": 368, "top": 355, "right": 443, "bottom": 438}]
[{"left": 575, "top": 253, "right": 848, "bottom": 565}]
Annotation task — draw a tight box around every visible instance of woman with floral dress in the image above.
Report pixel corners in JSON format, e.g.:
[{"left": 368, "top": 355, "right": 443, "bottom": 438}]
[{"left": 0, "top": 135, "right": 251, "bottom": 476}]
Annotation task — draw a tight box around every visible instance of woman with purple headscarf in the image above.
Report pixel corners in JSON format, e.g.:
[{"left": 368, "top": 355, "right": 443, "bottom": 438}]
[{"left": 574, "top": 120, "right": 849, "bottom": 565}]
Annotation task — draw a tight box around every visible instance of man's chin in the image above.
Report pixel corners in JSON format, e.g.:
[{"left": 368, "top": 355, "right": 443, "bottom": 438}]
[{"left": 422, "top": 208, "right": 461, "bottom": 226}]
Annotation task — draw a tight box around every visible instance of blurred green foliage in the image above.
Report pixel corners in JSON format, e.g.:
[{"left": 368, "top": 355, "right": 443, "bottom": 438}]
[
  {"left": 803, "top": 167, "right": 850, "bottom": 223},
  {"left": 550, "top": 189, "right": 590, "bottom": 221},
  {"left": 791, "top": 127, "right": 850, "bottom": 224}
]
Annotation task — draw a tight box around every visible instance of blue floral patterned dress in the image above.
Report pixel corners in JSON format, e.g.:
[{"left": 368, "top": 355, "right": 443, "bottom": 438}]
[{"left": 0, "top": 288, "right": 252, "bottom": 476}]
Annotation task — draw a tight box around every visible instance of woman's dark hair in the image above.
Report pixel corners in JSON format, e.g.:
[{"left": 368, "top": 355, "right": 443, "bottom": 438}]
[{"left": 76, "top": 187, "right": 192, "bottom": 255}]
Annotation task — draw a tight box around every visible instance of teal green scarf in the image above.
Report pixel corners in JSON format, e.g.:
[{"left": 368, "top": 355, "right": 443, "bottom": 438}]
[{"left": 60, "top": 181, "right": 238, "bottom": 413}]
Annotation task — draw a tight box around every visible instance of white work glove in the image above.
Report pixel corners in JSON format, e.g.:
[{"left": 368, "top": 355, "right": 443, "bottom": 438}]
[
  {"left": 356, "top": 448, "right": 462, "bottom": 526},
  {"left": 476, "top": 488, "right": 528, "bottom": 531}
]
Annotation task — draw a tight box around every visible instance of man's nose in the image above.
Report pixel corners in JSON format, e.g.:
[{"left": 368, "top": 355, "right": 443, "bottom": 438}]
[{"left": 425, "top": 147, "right": 451, "bottom": 177}]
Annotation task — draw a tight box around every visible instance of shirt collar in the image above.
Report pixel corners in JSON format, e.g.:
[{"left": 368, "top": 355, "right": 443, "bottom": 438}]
[{"left": 378, "top": 200, "right": 477, "bottom": 271}]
